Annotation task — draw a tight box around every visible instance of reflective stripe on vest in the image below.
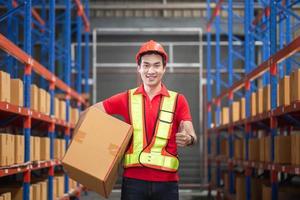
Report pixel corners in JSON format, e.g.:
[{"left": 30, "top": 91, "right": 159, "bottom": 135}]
[{"left": 124, "top": 88, "right": 179, "bottom": 172}]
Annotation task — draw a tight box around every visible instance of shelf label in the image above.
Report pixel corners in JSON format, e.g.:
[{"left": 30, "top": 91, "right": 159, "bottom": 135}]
[
  {"left": 17, "top": 168, "right": 21, "bottom": 172},
  {"left": 295, "top": 168, "right": 300, "bottom": 175},
  {"left": 18, "top": 107, "right": 21, "bottom": 113},
  {"left": 4, "top": 169, "right": 8, "bottom": 174},
  {"left": 282, "top": 166, "right": 285, "bottom": 172},
  {"left": 6, "top": 104, "right": 8, "bottom": 109}
]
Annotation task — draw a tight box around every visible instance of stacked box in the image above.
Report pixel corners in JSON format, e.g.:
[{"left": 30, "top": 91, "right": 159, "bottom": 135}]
[
  {"left": 61, "top": 139, "right": 66, "bottom": 159},
  {"left": 7, "top": 134, "right": 14, "bottom": 165},
  {"left": 275, "top": 135, "right": 291, "bottom": 164},
  {"left": 31, "top": 85, "right": 39, "bottom": 111},
  {"left": 55, "top": 97, "right": 60, "bottom": 119},
  {"left": 10, "top": 79, "right": 23, "bottom": 107},
  {"left": 234, "top": 139, "right": 243, "bottom": 160},
  {"left": 32, "top": 184, "right": 41, "bottom": 200},
  {"left": 45, "top": 92, "right": 50, "bottom": 115},
  {"left": 256, "top": 88, "right": 263, "bottom": 114},
  {"left": 251, "top": 92, "right": 256, "bottom": 116},
  {"left": 263, "top": 85, "right": 271, "bottom": 112},
  {"left": 264, "top": 136, "right": 272, "bottom": 162},
  {"left": 56, "top": 176, "right": 65, "bottom": 198},
  {"left": 220, "top": 138, "right": 228, "bottom": 156},
  {"left": 279, "top": 76, "right": 290, "bottom": 106},
  {"left": 40, "top": 137, "right": 50, "bottom": 161},
  {"left": 14, "top": 135, "right": 24, "bottom": 164},
  {"left": 40, "top": 181, "right": 47, "bottom": 200},
  {"left": 0, "top": 71, "right": 11, "bottom": 103},
  {"left": 290, "top": 69, "right": 300, "bottom": 102},
  {"left": 59, "top": 100, "right": 66, "bottom": 121},
  {"left": 291, "top": 132, "right": 300, "bottom": 165},
  {"left": 38, "top": 88, "right": 46, "bottom": 114},
  {"left": 249, "top": 138, "right": 259, "bottom": 161},
  {"left": 231, "top": 101, "right": 240, "bottom": 122},
  {"left": 259, "top": 137, "right": 265, "bottom": 162},
  {"left": 0, "top": 134, "right": 8, "bottom": 166},
  {"left": 221, "top": 107, "right": 229, "bottom": 125},
  {"left": 240, "top": 97, "right": 246, "bottom": 119},
  {"left": 236, "top": 176, "right": 246, "bottom": 200},
  {"left": 70, "top": 107, "right": 80, "bottom": 124}
]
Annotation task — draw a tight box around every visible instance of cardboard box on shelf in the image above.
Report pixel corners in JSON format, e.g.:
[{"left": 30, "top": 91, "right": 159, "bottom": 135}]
[
  {"left": 59, "top": 100, "right": 66, "bottom": 121},
  {"left": 221, "top": 107, "right": 229, "bottom": 125},
  {"left": 40, "top": 137, "right": 50, "bottom": 161},
  {"left": 0, "top": 71, "right": 11, "bottom": 103},
  {"left": 56, "top": 176, "right": 64, "bottom": 198},
  {"left": 53, "top": 178, "right": 58, "bottom": 198},
  {"left": 275, "top": 135, "right": 291, "bottom": 164},
  {"left": 35, "top": 137, "right": 40, "bottom": 161},
  {"left": 240, "top": 97, "right": 246, "bottom": 120},
  {"left": 1, "top": 192, "right": 11, "bottom": 200},
  {"left": 45, "top": 92, "right": 50, "bottom": 115},
  {"left": 7, "top": 134, "right": 14, "bottom": 166},
  {"left": 220, "top": 138, "right": 228, "bottom": 156},
  {"left": 249, "top": 138, "right": 259, "bottom": 161},
  {"left": 30, "top": 85, "right": 39, "bottom": 111},
  {"left": 236, "top": 176, "right": 246, "bottom": 200},
  {"left": 61, "top": 139, "right": 66, "bottom": 159},
  {"left": 38, "top": 88, "right": 46, "bottom": 114},
  {"left": 14, "top": 135, "right": 24, "bottom": 164},
  {"left": 0, "top": 185, "right": 31, "bottom": 200},
  {"left": 54, "top": 139, "right": 61, "bottom": 160},
  {"left": 264, "top": 136, "right": 271, "bottom": 162},
  {"left": 279, "top": 76, "right": 290, "bottom": 106},
  {"left": 32, "top": 184, "right": 40, "bottom": 200},
  {"left": 234, "top": 139, "right": 243, "bottom": 160},
  {"left": 290, "top": 69, "right": 300, "bottom": 102},
  {"left": 259, "top": 137, "right": 265, "bottom": 162},
  {"left": 291, "top": 132, "right": 300, "bottom": 165},
  {"left": 231, "top": 101, "right": 240, "bottom": 122},
  {"left": 251, "top": 92, "right": 256, "bottom": 116},
  {"left": 62, "top": 106, "right": 133, "bottom": 198},
  {"left": 54, "top": 97, "right": 60, "bottom": 119},
  {"left": 263, "top": 85, "right": 270, "bottom": 112},
  {"left": 257, "top": 88, "right": 263, "bottom": 114},
  {"left": 40, "top": 182, "right": 47, "bottom": 200},
  {"left": 10, "top": 79, "right": 23, "bottom": 107}
]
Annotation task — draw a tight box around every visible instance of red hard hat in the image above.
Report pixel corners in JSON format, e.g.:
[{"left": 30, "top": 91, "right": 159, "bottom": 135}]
[{"left": 135, "top": 40, "right": 168, "bottom": 64}]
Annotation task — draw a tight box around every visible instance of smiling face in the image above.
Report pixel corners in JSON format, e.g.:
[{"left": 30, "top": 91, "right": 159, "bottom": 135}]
[{"left": 138, "top": 53, "right": 166, "bottom": 88}]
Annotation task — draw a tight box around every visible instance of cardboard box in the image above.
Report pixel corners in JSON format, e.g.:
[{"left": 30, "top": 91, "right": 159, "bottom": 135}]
[
  {"left": 45, "top": 92, "right": 50, "bottom": 115},
  {"left": 53, "top": 178, "right": 58, "bottom": 198},
  {"left": 264, "top": 136, "right": 271, "bottom": 162},
  {"left": 7, "top": 134, "right": 14, "bottom": 166},
  {"left": 259, "top": 137, "right": 265, "bottom": 162},
  {"left": 38, "top": 88, "right": 46, "bottom": 114},
  {"left": 249, "top": 138, "right": 259, "bottom": 161},
  {"left": 54, "top": 139, "right": 61, "bottom": 160},
  {"left": 40, "top": 137, "right": 50, "bottom": 161},
  {"left": 31, "top": 85, "right": 39, "bottom": 111},
  {"left": 221, "top": 107, "right": 229, "bottom": 125},
  {"left": 30, "top": 137, "right": 35, "bottom": 161},
  {"left": 262, "top": 184, "right": 271, "bottom": 200},
  {"left": 14, "top": 135, "right": 24, "bottom": 164},
  {"left": 32, "top": 184, "right": 40, "bottom": 200},
  {"left": 251, "top": 92, "right": 256, "bottom": 116},
  {"left": 0, "top": 71, "right": 11, "bottom": 103},
  {"left": 220, "top": 138, "right": 228, "bottom": 156},
  {"left": 10, "top": 79, "right": 23, "bottom": 107},
  {"left": 279, "top": 76, "right": 290, "bottom": 106},
  {"left": 59, "top": 100, "right": 66, "bottom": 121},
  {"left": 234, "top": 139, "right": 243, "bottom": 160},
  {"left": 40, "top": 182, "right": 47, "bottom": 200},
  {"left": 257, "top": 88, "right": 263, "bottom": 114},
  {"left": 61, "top": 139, "right": 66, "bottom": 159},
  {"left": 55, "top": 97, "right": 60, "bottom": 119},
  {"left": 35, "top": 137, "right": 40, "bottom": 161},
  {"left": 1, "top": 134, "right": 8, "bottom": 166},
  {"left": 56, "top": 176, "right": 64, "bottom": 198},
  {"left": 1, "top": 192, "right": 11, "bottom": 200},
  {"left": 0, "top": 185, "right": 29, "bottom": 200},
  {"left": 231, "top": 101, "right": 240, "bottom": 122},
  {"left": 236, "top": 176, "right": 246, "bottom": 200},
  {"left": 275, "top": 135, "right": 291, "bottom": 164},
  {"left": 71, "top": 107, "right": 80, "bottom": 124},
  {"left": 240, "top": 97, "right": 246, "bottom": 119},
  {"left": 290, "top": 69, "right": 300, "bottom": 102},
  {"left": 62, "top": 107, "right": 133, "bottom": 198},
  {"left": 263, "top": 85, "right": 271, "bottom": 112},
  {"left": 291, "top": 133, "right": 300, "bottom": 165}
]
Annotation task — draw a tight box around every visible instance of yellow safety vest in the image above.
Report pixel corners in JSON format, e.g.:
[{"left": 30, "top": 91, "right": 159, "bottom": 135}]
[{"left": 124, "top": 88, "right": 179, "bottom": 172}]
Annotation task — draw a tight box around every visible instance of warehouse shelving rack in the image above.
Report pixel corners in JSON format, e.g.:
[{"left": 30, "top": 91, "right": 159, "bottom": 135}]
[
  {"left": 0, "top": 0, "right": 90, "bottom": 200},
  {"left": 205, "top": 0, "right": 300, "bottom": 200}
]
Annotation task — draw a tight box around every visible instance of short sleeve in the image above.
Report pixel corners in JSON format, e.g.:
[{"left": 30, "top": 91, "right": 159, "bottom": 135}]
[
  {"left": 102, "top": 91, "right": 128, "bottom": 116},
  {"left": 175, "top": 94, "right": 192, "bottom": 123}
]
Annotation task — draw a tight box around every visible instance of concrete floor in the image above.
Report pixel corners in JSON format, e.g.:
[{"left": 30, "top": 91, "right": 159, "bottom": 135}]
[{"left": 80, "top": 189, "right": 215, "bottom": 200}]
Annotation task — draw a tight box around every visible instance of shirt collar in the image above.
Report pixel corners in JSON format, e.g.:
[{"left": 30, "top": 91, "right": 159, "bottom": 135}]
[{"left": 134, "top": 83, "right": 170, "bottom": 97}]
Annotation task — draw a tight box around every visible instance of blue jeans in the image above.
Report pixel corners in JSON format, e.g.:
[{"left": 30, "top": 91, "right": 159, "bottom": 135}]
[{"left": 121, "top": 177, "right": 179, "bottom": 200}]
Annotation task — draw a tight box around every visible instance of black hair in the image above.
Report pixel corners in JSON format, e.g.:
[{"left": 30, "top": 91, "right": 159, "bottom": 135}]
[{"left": 138, "top": 51, "right": 166, "bottom": 67}]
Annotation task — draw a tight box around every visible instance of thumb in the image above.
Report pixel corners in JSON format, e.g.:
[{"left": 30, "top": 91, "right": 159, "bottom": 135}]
[{"left": 179, "top": 120, "right": 184, "bottom": 131}]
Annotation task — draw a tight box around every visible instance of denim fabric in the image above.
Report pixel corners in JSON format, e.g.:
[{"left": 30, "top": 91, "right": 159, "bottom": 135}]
[{"left": 121, "top": 177, "right": 179, "bottom": 200}]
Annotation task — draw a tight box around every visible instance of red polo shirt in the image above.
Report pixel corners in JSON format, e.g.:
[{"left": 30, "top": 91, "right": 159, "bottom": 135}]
[{"left": 102, "top": 84, "right": 192, "bottom": 182}]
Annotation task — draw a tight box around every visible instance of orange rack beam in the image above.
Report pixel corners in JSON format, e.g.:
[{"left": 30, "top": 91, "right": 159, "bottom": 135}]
[{"left": 74, "top": 0, "right": 90, "bottom": 32}]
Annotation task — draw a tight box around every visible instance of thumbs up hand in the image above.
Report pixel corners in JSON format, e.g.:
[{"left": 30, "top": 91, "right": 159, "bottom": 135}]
[{"left": 176, "top": 121, "right": 192, "bottom": 147}]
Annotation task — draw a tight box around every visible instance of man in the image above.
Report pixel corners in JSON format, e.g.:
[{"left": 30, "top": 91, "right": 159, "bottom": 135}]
[{"left": 96, "top": 40, "right": 197, "bottom": 200}]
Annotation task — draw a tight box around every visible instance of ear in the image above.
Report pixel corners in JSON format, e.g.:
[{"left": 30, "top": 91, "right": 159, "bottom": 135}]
[{"left": 137, "top": 65, "right": 141, "bottom": 72}]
